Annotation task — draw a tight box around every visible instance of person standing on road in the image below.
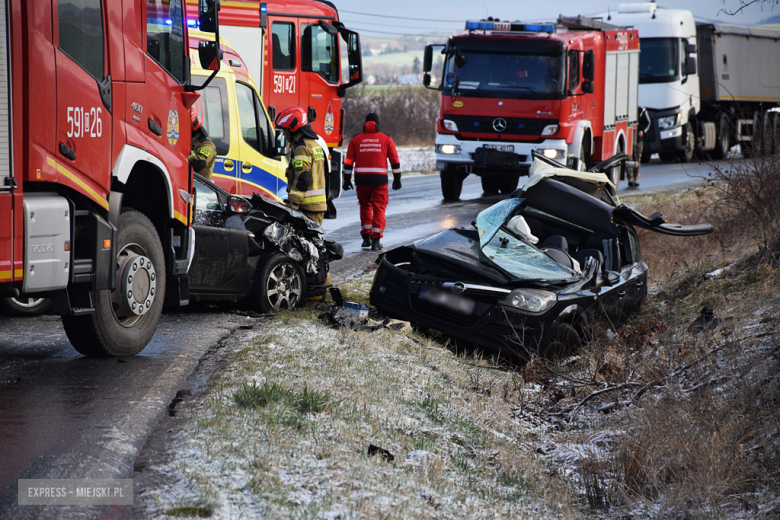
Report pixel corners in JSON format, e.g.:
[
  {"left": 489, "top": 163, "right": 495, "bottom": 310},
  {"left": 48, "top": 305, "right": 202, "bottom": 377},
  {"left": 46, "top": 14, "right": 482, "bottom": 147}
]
[
  {"left": 275, "top": 107, "right": 328, "bottom": 225},
  {"left": 189, "top": 107, "right": 217, "bottom": 181},
  {"left": 630, "top": 106, "right": 652, "bottom": 187},
  {"left": 342, "top": 112, "right": 401, "bottom": 251}
]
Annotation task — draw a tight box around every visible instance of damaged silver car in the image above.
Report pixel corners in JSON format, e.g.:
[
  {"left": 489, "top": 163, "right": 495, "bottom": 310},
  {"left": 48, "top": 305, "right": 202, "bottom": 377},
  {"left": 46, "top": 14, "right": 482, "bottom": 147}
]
[{"left": 188, "top": 175, "right": 343, "bottom": 311}]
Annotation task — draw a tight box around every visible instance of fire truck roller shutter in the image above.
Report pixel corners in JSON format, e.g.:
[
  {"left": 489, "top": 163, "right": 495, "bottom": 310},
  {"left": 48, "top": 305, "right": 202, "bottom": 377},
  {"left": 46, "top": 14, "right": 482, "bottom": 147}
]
[{"left": 219, "top": 25, "right": 265, "bottom": 89}]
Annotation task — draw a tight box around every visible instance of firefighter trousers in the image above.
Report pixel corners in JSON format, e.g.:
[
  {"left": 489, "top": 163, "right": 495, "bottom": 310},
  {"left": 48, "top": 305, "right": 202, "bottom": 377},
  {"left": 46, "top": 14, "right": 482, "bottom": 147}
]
[{"left": 356, "top": 184, "right": 388, "bottom": 239}]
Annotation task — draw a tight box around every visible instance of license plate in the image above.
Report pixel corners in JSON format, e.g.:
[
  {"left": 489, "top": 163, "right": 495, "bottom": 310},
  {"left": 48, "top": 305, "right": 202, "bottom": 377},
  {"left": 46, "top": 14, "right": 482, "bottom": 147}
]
[
  {"left": 484, "top": 144, "right": 514, "bottom": 153},
  {"left": 419, "top": 286, "right": 475, "bottom": 315}
]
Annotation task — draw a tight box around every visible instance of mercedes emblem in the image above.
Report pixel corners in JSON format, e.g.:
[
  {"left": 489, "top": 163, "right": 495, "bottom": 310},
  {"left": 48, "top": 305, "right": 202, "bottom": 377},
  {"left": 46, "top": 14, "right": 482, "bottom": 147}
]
[{"left": 492, "top": 118, "right": 507, "bottom": 132}]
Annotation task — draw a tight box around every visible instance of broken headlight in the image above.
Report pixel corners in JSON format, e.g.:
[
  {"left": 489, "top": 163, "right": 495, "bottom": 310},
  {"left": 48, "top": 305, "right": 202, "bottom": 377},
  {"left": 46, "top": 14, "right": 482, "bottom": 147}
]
[{"left": 502, "top": 289, "right": 556, "bottom": 313}]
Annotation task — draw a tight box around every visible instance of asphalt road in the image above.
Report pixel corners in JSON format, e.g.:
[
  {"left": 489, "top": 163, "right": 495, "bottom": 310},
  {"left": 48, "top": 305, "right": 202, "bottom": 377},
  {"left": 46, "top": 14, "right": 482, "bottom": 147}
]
[{"left": 0, "top": 157, "right": 716, "bottom": 517}]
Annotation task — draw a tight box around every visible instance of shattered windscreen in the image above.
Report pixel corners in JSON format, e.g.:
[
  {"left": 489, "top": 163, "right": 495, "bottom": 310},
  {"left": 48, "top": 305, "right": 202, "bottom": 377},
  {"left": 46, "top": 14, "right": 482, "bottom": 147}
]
[{"left": 477, "top": 198, "right": 581, "bottom": 283}]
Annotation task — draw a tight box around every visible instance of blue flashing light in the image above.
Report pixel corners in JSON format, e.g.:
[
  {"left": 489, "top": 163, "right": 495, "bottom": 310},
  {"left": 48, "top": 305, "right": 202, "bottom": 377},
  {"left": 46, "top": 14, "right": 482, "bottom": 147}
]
[
  {"left": 165, "top": 19, "right": 173, "bottom": 26},
  {"left": 465, "top": 20, "right": 556, "bottom": 33},
  {"left": 187, "top": 19, "right": 198, "bottom": 27},
  {"left": 261, "top": 3, "right": 267, "bottom": 12}
]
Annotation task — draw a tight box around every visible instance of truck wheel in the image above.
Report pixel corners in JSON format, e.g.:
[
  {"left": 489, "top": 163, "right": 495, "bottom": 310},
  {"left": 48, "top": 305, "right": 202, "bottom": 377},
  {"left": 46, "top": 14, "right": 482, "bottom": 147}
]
[
  {"left": 62, "top": 210, "right": 165, "bottom": 357},
  {"left": 440, "top": 167, "right": 464, "bottom": 200},
  {"left": 481, "top": 175, "right": 500, "bottom": 194},
  {"left": 764, "top": 113, "right": 778, "bottom": 156},
  {"left": 1, "top": 296, "right": 51, "bottom": 316},
  {"left": 773, "top": 114, "right": 780, "bottom": 156},
  {"left": 748, "top": 112, "right": 764, "bottom": 157},
  {"left": 499, "top": 175, "right": 520, "bottom": 194},
  {"left": 677, "top": 122, "right": 695, "bottom": 163},
  {"left": 712, "top": 114, "right": 732, "bottom": 160},
  {"left": 250, "top": 252, "right": 306, "bottom": 313}
]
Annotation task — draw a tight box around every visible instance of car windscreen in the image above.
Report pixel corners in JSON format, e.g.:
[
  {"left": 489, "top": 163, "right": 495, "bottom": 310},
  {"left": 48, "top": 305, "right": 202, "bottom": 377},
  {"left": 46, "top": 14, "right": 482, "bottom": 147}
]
[
  {"left": 482, "top": 229, "right": 580, "bottom": 282},
  {"left": 477, "top": 198, "right": 523, "bottom": 247},
  {"left": 638, "top": 38, "right": 679, "bottom": 84},
  {"left": 443, "top": 42, "right": 565, "bottom": 99}
]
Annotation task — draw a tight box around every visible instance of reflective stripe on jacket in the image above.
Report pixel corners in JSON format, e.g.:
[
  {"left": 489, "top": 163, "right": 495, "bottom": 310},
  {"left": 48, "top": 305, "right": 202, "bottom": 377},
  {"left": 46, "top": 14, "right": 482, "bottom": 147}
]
[{"left": 286, "top": 135, "right": 327, "bottom": 213}]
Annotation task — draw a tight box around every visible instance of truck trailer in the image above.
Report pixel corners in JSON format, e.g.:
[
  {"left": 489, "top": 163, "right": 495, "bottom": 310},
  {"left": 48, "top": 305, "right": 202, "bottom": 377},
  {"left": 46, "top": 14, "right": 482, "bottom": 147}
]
[{"left": 422, "top": 15, "right": 640, "bottom": 200}]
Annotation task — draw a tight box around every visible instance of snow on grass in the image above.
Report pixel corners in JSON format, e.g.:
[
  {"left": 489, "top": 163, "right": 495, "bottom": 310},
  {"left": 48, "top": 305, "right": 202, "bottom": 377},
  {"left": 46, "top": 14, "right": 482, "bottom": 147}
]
[{"left": 142, "top": 276, "right": 578, "bottom": 519}]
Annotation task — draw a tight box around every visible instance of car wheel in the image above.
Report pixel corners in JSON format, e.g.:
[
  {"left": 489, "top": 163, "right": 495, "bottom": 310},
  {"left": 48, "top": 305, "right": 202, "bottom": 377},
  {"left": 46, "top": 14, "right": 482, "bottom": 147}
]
[
  {"left": 543, "top": 322, "right": 582, "bottom": 360},
  {"left": 251, "top": 252, "right": 306, "bottom": 313},
  {"left": 440, "top": 167, "right": 464, "bottom": 200},
  {"left": 62, "top": 210, "right": 166, "bottom": 357},
  {"left": 1, "top": 296, "right": 52, "bottom": 316},
  {"left": 481, "top": 175, "right": 500, "bottom": 195},
  {"left": 499, "top": 175, "right": 520, "bottom": 194}
]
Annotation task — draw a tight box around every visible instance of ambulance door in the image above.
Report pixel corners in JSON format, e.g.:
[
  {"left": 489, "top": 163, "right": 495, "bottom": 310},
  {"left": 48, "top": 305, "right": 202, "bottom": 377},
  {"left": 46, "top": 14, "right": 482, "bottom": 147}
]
[
  {"left": 300, "top": 20, "right": 340, "bottom": 141},
  {"left": 53, "top": 0, "right": 112, "bottom": 192},
  {"left": 268, "top": 19, "right": 298, "bottom": 119},
  {"left": 234, "top": 81, "right": 286, "bottom": 200},
  {"left": 192, "top": 75, "right": 237, "bottom": 193}
]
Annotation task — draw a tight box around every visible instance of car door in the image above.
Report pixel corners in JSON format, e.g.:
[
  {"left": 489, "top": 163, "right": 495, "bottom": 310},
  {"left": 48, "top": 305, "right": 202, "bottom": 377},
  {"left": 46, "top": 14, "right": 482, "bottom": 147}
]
[
  {"left": 234, "top": 80, "right": 287, "bottom": 200},
  {"left": 189, "top": 178, "right": 250, "bottom": 297}
]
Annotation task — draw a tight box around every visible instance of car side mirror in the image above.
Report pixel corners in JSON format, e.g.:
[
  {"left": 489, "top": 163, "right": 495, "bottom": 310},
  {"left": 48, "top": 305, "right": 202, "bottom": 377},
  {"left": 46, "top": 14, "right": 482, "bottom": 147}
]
[{"left": 227, "top": 196, "right": 252, "bottom": 214}]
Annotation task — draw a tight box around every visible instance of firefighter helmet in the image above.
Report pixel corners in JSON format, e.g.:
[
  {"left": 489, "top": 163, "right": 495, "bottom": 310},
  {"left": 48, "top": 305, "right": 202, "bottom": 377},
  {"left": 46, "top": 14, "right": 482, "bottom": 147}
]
[
  {"left": 275, "top": 107, "right": 308, "bottom": 132},
  {"left": 190, "top": 107, "right": 202, "bottom": 132}
]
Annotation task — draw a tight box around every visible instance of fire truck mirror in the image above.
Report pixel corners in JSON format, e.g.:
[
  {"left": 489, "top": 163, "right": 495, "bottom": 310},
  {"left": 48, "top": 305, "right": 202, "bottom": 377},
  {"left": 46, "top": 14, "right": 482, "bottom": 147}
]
[
  {"left": 582, "top": 50, "right": 595, "bottom": 81},
  {"left": 199, "top": 41, "right": 222, "bottom": 71},
  {"left": 198, "top": 0, "right": 219, "bottom": 33},
  {"left": 582, "top": 80, "right": 594, "bottom": 94},
  {"left": 317, "top": 20, "right": 338, "bottom": 37},
  {"left": 423, "top": 46, "right": 433, "bottom": 72},
  {"left": 423, "top": 73, "right": 431, "bottom": 87},
  {"left": 455, "top": 50, "right": 467, "bottom": 69}
]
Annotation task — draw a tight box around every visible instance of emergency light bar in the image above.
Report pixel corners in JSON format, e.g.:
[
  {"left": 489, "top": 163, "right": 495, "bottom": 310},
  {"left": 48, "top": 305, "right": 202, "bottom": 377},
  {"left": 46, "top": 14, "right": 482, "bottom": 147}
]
[{"left": 465, "top": 21, "right": 556, "bottom": 33}]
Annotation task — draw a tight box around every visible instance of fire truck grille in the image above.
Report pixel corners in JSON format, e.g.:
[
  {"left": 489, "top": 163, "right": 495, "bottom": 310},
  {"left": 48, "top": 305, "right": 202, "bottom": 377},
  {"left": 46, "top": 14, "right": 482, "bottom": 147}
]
[{"left": 447, "top": 115, "right": 553, "bottom": 136}]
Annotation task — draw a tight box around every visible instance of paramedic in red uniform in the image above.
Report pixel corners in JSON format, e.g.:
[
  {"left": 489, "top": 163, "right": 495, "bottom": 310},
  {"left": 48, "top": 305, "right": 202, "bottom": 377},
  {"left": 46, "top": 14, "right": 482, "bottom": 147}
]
[{"left": 342, "top": 113, "right": 401, "bottom": 251}]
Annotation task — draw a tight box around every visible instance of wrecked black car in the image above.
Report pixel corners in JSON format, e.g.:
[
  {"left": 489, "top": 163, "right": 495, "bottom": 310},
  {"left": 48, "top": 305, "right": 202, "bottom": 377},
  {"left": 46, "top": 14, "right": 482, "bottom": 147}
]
[
  {"left": 369, "top": 152, "right": 713, "bottom": 359},
  {"left": 188, "top": 175, "right": 343, "bottom": 311}
]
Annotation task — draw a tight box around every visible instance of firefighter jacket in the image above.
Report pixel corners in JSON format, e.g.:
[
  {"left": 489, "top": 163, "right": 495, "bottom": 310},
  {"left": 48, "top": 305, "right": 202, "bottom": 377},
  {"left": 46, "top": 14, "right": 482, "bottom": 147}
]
[
  {"left": 286, "top": 134, "right": 327, "bottom": 214},
  {"left": 343, "top": 121, "right": 400, "bottom": 186},
  {"left": 189, "top": 131, "right": 217, "bottom": 181}
]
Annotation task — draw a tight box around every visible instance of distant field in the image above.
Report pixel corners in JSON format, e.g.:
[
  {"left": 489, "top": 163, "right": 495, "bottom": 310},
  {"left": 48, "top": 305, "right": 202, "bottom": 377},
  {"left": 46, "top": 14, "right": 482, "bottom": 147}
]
[{"left": 362, "top": 50, "right": 426, "bottom": 69}]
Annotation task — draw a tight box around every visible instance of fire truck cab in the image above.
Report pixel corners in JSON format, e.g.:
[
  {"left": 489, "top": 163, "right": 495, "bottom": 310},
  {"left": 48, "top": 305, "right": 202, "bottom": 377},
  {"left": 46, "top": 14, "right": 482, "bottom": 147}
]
[
  {"left": 0, "top": 0, "right": 222, "bottom": 356},
  {"left": 424, "top": 16, "right": 640, "bottom": 199}
]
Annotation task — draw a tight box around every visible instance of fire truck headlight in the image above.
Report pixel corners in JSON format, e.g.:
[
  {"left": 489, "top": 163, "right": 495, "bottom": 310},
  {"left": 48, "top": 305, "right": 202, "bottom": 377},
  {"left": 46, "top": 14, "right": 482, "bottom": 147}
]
[
  {"left": 436, "top": 144, "right": 462, "bottom": 155},
  {"left": 542, "top": 148, "right": 563, "bottom": 159},
  {"left": 442, "top": 119, "right": 459, "bottom": 132},
  {"left": 541, "top": 125, "right": 559, "bottom": 136}
]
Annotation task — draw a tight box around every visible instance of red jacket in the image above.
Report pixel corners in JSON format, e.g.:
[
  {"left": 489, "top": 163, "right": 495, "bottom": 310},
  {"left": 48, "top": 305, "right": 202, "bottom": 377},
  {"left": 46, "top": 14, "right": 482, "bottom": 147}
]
[{"left": 343, "top": 121, "right": 401, "bottom": 186}]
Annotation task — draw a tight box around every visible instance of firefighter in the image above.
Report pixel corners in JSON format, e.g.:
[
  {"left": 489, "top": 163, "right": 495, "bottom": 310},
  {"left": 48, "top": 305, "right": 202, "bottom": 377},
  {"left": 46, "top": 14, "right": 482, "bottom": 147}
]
[
  {"left": 342, "top": 112, "right": 401, "bottom": 251},
  {"left": 189, "top": 107, "right": 217, "bottom": 181},
  {"left": 630, "top": 106, "right": 652, "bottom": 187},
  {"left": 275, "top": 107, "right": 327, "bottom": 224}
]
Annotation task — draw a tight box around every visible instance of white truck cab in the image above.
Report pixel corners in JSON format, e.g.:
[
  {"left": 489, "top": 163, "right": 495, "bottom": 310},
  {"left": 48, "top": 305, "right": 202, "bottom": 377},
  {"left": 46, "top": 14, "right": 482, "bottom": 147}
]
[{"left": 601, "top": 3, "right": 700, "bottom": 162}]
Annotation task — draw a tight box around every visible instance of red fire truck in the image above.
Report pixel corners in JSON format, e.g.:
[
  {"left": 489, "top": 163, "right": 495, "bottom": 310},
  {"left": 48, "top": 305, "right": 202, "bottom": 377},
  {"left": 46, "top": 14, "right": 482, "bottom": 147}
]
[
  {"left": 0, "top": 0, "right": 222, "bottom": 356},
  {"left": 185, "top": 0, "right": 363, "bottom": 191},
  {"left": 423, "top": 16, "right": 640, "bottom": 199}
]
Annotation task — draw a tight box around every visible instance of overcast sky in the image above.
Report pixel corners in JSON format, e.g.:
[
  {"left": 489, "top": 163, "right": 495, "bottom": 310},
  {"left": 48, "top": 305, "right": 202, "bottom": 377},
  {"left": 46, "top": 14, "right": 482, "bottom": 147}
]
[{"left": 335, "top": 1, "right": 778, "bottom": 39}]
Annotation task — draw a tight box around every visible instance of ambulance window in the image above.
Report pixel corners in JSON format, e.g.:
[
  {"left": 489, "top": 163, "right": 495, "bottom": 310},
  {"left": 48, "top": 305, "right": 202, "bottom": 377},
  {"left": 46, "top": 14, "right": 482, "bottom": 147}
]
[
  {"left": 302, "top": 23, "right": 339, "bottom": 84},
  {"left": 236, "top": 82, "right": 271, "bottom": 155},
  {"left": 192, "top": 77, "right": 231, "bottom": 156},
  {"left": 568, "top": 50, "right": 580, "bottom": 92},
  {"left": 58, "top": 0, "right": 104, "bottom": 79},
  {"left": 272, "top": 23, "right": 296, "bottom": 71},
  {"left": 146, "top": 0, "right": 186, "bottom": 83}
]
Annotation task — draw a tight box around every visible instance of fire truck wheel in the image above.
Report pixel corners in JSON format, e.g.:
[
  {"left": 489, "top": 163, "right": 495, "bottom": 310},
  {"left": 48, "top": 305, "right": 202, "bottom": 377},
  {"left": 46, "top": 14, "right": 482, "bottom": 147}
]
[
  {"left": 0, "top": 296, "right": 51, "bottom": 316},
  {"left": 62, "top": 210, "right": 165, "bottom": 357},
  {"left": 440, "top": 167, "right": 464, "bottom": 200},
  {"left": 250, "top": 252, "right": 306, "bottom": 313}
]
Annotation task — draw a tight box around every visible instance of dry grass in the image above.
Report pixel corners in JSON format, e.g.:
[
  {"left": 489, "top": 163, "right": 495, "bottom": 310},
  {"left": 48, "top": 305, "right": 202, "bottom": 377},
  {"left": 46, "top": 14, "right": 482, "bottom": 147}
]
[{"left": 520, "top": 183, "right": 780, "bottom": 518}]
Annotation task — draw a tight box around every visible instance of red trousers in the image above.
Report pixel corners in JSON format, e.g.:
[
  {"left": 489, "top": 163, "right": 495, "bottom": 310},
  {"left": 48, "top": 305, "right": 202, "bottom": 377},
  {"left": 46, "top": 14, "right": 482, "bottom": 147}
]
[{"left": 356, "top": 184, "right": 388, "bottom": 239}]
